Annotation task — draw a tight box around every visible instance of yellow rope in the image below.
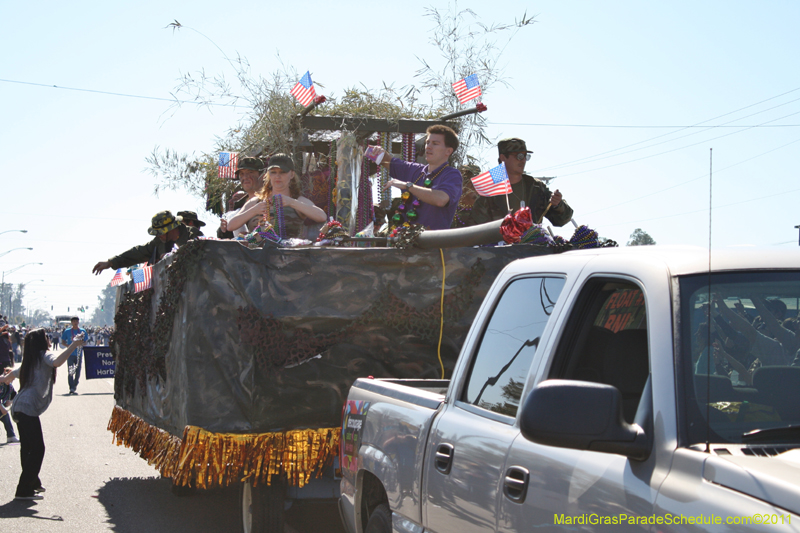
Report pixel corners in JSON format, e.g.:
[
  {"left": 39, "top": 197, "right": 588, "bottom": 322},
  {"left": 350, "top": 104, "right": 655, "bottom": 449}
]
[{"left": 438, "top": 248, "right": 446, "bottom": 379}]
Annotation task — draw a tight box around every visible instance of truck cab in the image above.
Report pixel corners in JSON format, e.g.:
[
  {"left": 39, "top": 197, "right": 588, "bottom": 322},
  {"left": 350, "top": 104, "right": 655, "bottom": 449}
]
[{"left": 341, "top": 246, "right": 800, "bottom": 532}]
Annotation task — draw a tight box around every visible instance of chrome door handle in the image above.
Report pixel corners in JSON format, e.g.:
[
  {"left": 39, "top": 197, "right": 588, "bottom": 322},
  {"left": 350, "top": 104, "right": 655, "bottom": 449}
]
[
  {"left": 503, "top": 466, "right": 529, "bottom": 503},
  {"left": 434, "top": 443, "right": 454, "bottom": 474}
]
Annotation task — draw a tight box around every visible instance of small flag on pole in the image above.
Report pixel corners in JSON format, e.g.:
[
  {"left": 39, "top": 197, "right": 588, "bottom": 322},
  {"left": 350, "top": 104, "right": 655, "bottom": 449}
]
[
  {"left": 132, "top": 266, "right": 153, "bottom": 293},
  {"left": 291, "top": 71, "right": 317, "bottom": 107},
  {"left": 218, "top": 152, "right": 239, "bottom": 180},
  {"left": 471, "top": 163, "right": 512, "bottom": 197},
  {"left": 109, "top": 269, "right": 125, "bottom": 287},
  {"left": 452, "top": 74, "right": 482, "bottom": 104}
]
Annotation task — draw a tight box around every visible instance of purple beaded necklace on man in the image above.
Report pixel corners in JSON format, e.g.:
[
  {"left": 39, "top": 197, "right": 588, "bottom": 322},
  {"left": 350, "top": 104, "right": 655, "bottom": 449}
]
[{"left": 391, "top": 163, "right": 449, "bottom": 228}]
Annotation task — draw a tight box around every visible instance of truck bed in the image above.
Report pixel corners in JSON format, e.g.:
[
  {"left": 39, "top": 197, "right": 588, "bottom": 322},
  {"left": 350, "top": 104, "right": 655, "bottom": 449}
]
[{"left": 352, "top": 378, "right": 449, "bottom": 407}]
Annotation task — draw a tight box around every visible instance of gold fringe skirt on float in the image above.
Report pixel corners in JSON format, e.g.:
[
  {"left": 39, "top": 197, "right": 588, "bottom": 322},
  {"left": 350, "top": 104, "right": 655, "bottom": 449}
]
[{"left": 107, "top": 406, "right": 340, "bottom": 489}]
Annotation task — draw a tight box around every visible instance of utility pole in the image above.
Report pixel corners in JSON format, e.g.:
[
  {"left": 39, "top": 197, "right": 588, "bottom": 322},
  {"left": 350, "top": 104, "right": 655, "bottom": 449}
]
[
  {"left": 795, "top": 224, "right": 800, "bottom": 246},
  {"left": 2, "top": 263, "right": 43, "bottom": 317},
  {"left": 533, "top": 176, "right": 556, "bottom": 186}
]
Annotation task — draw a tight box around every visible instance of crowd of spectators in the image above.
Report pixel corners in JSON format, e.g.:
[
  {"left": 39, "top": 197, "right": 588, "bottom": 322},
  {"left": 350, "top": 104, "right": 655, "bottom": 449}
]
[{"left": 0, "top": 317, "right": 113, "bottom": 363}]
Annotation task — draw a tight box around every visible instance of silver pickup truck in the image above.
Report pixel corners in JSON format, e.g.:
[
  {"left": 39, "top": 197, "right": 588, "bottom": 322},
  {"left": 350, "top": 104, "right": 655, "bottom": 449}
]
[{"left": 339, "top": 246, "right": 800, "bottom": 532}]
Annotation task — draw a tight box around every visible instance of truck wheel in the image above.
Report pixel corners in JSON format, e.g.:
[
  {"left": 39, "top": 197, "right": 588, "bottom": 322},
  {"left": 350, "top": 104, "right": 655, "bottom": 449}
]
[
  {"left": 365, "top": 503, "right": 392, "bottom": 533},
  {"left": 240, "top": 480, "right": 285, "bottom": 533}
]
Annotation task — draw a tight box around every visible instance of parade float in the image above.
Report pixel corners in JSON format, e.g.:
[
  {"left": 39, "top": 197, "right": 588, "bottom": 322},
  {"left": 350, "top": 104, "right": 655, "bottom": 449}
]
[{"left": 107, "top": 107, "right": 610, "bottom": 532}]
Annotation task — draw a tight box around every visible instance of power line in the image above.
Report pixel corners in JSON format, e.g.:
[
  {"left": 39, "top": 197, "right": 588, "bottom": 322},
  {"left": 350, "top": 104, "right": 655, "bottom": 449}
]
[
  {"left": 599, "top": 186, "right": 800, "bottom": 228},
  {"left": 580, "top": 136, "right": 800, "bottom": 216},
  {"left": 0, "top": 238, "right": 135, "bottom": 245},
  {"left": 7, "top": 77, "right": 799, "bottom": 131},
  {"left": 489, "top": 122, "right": 800, "bottom": 128},
  {"left": 2, "top": 211, "right": 143, "bottom": 222},
  {"left": 529, "top": 86, "right": 800, "bottom": 173},
  {"left": 557, "top": 109, "right": 800, "bottom": 178},
  {"left": 534, "top": 96, "right": 800, "bottom": 173},
  {"left": 11, "top": 284, "right": 106, "bottom": 288},
  {"left": 0, "top": 78, "right": 243, "bottom": 108}
]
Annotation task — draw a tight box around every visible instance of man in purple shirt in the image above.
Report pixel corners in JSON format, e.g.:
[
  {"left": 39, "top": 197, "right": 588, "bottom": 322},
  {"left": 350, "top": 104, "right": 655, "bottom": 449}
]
[{"left": 374, "top": 125, "right": 463, "bottom": 230}]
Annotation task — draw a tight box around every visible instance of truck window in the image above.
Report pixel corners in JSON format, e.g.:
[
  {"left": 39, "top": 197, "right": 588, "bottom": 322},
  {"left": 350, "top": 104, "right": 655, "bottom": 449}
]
[
  {"left": 679, "top": 271, "right": 800, "bottom": 446},
  {"left": 462, "top": 276, "right": 565, "bottom": 418},
  {"left": 550, "top": 279, "right": 650, "bottom": 424}
]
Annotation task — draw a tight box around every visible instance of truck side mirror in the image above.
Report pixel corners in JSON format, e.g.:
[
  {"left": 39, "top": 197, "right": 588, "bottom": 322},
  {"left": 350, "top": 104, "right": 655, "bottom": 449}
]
[{"left": 519, "top": 379, "right": 651, "bottom": 461}]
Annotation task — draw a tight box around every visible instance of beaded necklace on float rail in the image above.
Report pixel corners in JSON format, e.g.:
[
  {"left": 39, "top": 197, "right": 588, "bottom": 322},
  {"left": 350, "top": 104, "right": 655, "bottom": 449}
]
[
  {"left": 390, "top": 133, "right": 422, "bottom": 231},
  {"left": 378, "top": 132, "right": 391, "bottom": 207},
  {"left": 397, "top": 133, "right": 416, "bottom": 225},
  {"left": 402, "top": 132, "right": 416, "bottom": 163},
  {"left": 328, "top": 140, "right": 338, "bottom": 219},
  {"left": 356, "top": 156, "right": 374, "bottom": 233},
  {"left": 453, "top": 196, "right": 474, "bottom": 228}
]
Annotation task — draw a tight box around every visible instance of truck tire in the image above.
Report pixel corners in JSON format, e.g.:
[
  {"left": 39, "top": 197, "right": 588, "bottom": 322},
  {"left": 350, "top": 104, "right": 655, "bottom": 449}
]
[
  {"left": 365, "top": 503, "right": 392, "bottom": 533},
  {"left": 240, "top": 480, "right": 285, "bottom": 533}
]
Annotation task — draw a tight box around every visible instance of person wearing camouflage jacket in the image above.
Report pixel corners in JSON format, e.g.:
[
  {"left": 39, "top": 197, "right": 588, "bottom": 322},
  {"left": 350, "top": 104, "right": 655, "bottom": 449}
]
[
  {"left": 91, "top": 211, "right": 200, "bottom": 275},
  {"left": 469, "top": 138, "right": 574, "bottom": 227}
]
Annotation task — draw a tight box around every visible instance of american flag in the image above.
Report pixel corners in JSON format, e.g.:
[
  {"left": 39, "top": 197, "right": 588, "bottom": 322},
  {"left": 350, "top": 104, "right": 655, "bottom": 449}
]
[
  {"left": 471, "top": 163, "right": 512, "bottom": 197},
  {"left": 291, "top": 71, "right": 317, "bottom": 107},
  {"left": 109, "top": 269, "right": 125, "bottom": 287},
  {"left": 218, "top": 152, "right": 239, "bottom": 180},
  {"left": 452, "top": 74, "right": 482, "bottom": 104},
  {"left": 132, "top": 265, "right": 153, "bottom": 293}
]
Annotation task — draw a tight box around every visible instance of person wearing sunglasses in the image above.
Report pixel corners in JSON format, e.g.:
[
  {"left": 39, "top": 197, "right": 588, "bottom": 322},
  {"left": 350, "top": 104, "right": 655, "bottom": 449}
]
[{"left": 470, "top": 138, "right": 573, "bottom": 227}]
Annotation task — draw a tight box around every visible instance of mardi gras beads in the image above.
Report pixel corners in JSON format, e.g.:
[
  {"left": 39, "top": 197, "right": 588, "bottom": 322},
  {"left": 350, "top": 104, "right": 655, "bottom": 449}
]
[
  {"left": 389, "top": 164, "right": 450, "bottom": 231},
  {"left": 356, "top": 155, "right": 373, "bottom": 233},
  {"left": 379, "top": 132, "right": 391, "bottom": 205},
  {"left": 328, "top": 140, "right": 337, "bottom": 218},
  {"left": 520, "top": 224, "right": 555, "bottom": 246},
  {"left": 402, "top": 132, "right": 413, "bottom": 162},
  {"left": 271, "top": 194, "right": 286, "bottom": 240},
  {"left": 569, "top": 225, "right": 599, "bottom": 249}
]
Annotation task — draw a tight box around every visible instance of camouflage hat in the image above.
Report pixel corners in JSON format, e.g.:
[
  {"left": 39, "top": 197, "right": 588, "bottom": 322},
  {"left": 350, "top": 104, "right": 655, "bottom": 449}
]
[
  {"left": 235, "top": 157, "right": 265, "bottom": 176},
  {"left": 147, "top": 210, "right": 183, "bottom": 236},
  {"left": 497, "top": 138, "right": 533, "bottom": 155},
  {"left": 176, "top": 210, "right": 206, "bottom": 227},
  {"left": 267, "top": 154, "right": 295, "bottom": 173}
]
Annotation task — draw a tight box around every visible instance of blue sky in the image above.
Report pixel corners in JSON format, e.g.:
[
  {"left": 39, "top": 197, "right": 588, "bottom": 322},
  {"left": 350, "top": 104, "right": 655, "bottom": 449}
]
[{"left": 2, "top": 0, "right": 799, "bottom": 319}]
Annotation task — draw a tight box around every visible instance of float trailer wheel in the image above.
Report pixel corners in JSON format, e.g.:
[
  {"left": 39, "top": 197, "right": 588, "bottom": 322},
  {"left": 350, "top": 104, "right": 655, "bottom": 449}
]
[{"left": 240, "top": 480, "right": 285, "bottom": 533}]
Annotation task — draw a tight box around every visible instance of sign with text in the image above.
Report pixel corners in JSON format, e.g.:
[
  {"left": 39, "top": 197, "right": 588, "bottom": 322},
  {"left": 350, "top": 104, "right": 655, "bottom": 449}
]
[
  {"left": 83, "top": 346, "right": 115, "bottom": 380},
  {"left": 341, "top": 400, "right": 370, "bottom": 475},
  {"left": 594, "top": 288, "right": 646, "bottom": 333}
]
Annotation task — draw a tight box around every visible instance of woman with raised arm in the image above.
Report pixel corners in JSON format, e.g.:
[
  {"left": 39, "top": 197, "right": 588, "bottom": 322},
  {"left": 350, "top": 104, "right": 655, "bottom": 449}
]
[
  {"left": 226, "top": 154, "right": 326, "bottom": 238},
  {"left": 1, "top": 328, "right": 85, "bottom": 500}
]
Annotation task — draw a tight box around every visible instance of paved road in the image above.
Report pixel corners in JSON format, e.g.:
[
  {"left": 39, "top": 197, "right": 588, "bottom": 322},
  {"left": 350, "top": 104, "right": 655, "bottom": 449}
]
[{"left": 0, "top": 347, "right": 345, "bottom": 533}]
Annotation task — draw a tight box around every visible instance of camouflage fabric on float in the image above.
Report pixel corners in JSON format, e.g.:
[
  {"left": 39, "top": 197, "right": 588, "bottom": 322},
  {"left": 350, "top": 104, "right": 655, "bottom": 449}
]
[{"left": 108, "top": 239, "right": 551, "bottom": 487}]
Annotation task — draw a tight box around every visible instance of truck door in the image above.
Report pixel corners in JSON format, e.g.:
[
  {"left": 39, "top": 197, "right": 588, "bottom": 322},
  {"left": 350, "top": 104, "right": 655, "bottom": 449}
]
[
  {"left": 423, "top": 276, "right": 566, "bottom": 533},
  {"left": 499, "top": 277, "right": 657, "bottom": 531}
]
